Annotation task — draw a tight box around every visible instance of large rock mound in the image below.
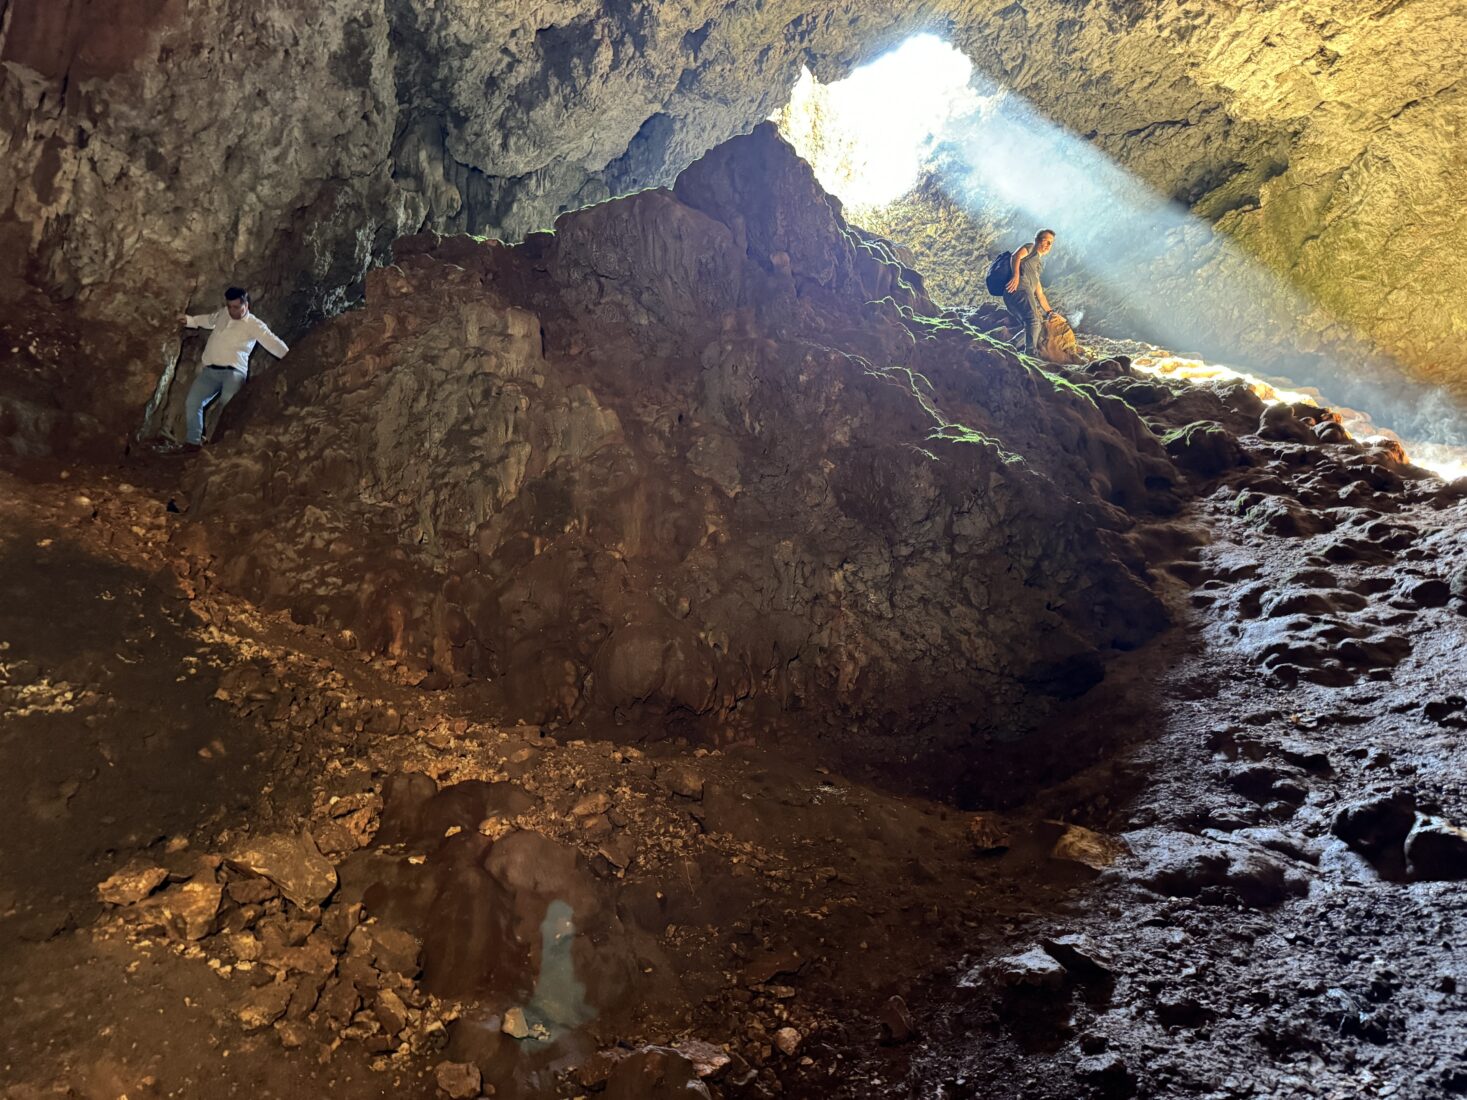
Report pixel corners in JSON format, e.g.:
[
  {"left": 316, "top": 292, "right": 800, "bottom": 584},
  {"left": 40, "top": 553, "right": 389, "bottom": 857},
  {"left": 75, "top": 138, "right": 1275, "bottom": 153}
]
[{"left": 181, "top": 125, "right": 1171, "bottom": 786}]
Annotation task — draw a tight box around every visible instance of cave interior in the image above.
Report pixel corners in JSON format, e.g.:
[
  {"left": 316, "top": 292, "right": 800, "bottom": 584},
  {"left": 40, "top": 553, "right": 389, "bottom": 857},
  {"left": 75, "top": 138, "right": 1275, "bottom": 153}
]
[{"left": 1, "top": 2, "right": 1466, "bottom": 1098}]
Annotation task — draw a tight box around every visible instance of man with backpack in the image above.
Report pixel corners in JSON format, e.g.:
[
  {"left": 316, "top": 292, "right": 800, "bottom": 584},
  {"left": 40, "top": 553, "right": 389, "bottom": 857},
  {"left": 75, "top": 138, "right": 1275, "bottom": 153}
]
[{"left": 985, "top": 230, "right": 1059, "bottom": 355}]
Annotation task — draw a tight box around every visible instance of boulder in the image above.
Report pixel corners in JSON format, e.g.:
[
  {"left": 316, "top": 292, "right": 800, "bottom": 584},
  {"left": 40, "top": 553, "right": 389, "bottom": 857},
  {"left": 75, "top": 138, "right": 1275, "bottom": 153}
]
[
  {"left": 159, "top": 881, "right": 222, "bottom": 940},
  {"left": 991, "top": 947, "right": 1069, "bottom": 991},
  {"left": 1050, "top": 823, "right": 1130, "bottom": 869},
  {"left": 1163, "top": 420, "right": 1245, "bottom": 477},
  {"left": 1331, "top": 791, "right": 1417, "bottom": 858},
  {"left": 225, "top": 831, "right": 338, "bottom": 911},
  {"left": 236, "top": 982, "right": 293, "bottom": 1031},
  {"left": 1404, "top": 815, "right": 1467, "bottom": 881},
  {"left": 1041, "top": 934, "right": 1114, "bottom": 979},
  {"left": 1124, "top": 828, "right": 1309, "bottom": 907},
  {"left": 656, "top": 762, "right": 706, "bottom": 800},
  {"left": 178, "top": 126, "right": 1171, "bottom": 796},
  {"left": 1257, "top": 404, "right": 1315, "bottom": 443},
  {"left": 97, "top": 862, "right": 168, "bottom": 906}
]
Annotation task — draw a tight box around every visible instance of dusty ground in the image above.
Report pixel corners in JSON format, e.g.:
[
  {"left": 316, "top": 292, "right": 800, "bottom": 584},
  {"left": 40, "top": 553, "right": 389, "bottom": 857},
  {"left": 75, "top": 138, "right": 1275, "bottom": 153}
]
[{"left": 2, "top": 399, "right": 1465, "bottom": 1098}]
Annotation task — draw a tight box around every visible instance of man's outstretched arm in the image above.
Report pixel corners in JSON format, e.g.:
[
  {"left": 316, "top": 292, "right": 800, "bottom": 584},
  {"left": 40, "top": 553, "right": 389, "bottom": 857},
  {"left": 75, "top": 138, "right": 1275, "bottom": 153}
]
[
  {"left": 180, "top": 309, "right": 219, "bottom": 329},
  {"left": 254, "top": 321, "right": 289, "bottom": 359}
]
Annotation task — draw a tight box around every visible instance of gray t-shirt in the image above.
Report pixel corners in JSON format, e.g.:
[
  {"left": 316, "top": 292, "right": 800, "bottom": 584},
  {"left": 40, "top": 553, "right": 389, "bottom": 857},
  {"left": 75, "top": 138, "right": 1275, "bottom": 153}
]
[{"left": 1015, "top": 248, "right": 1044, "bottom": 295}]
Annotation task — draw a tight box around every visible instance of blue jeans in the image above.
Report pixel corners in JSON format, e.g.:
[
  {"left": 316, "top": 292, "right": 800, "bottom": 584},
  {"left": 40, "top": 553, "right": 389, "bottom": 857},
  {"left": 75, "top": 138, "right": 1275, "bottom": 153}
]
[
  {"left": 183, "top": 366, "right": 245, "bottom": 445},
  {"left": 1003, "top": 292, "right": 1043, "bottom": 353}
]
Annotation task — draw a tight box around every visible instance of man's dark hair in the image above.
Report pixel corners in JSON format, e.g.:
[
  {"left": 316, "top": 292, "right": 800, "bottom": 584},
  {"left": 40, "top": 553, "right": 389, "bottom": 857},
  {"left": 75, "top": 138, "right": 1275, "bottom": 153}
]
[
  {"left": 225, "top": 286, "right": 249, "bottom": 302},
  {"left": 1036, "top": 229, "right": 1056, "bottom": 242}
]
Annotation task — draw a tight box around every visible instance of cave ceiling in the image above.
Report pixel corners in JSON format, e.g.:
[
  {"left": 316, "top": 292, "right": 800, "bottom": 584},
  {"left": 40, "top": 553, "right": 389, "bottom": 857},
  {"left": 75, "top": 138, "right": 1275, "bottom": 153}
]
[{"left": 0, "top": 0, "right": 1463, "bottom": 451}]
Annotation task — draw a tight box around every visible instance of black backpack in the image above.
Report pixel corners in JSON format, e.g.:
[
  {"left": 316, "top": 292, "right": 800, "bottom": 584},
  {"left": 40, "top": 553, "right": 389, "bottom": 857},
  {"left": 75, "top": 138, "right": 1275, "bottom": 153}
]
[{"left": 984, "top": 251, "right": 1013, "bottom": 297}]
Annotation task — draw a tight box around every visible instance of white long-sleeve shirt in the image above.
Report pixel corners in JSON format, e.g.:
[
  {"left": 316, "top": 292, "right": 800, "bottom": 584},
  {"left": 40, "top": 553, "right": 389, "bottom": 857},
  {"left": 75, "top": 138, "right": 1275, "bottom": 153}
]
[{"left": 184, "top": 309, "right": 289, "bottom": 374}]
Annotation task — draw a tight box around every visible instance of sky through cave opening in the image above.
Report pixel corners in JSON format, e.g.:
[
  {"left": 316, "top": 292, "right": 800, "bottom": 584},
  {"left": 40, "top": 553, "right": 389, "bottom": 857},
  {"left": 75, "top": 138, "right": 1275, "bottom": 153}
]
[{"left": 774, "top": 34, "right": 979, "bottom": 212}]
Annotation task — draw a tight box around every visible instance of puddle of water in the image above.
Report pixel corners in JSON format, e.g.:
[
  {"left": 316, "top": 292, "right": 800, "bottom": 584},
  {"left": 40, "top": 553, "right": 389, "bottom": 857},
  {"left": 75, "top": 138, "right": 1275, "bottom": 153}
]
[{"left": 526, "top": 898, "right": 593, "bottom": 1040}]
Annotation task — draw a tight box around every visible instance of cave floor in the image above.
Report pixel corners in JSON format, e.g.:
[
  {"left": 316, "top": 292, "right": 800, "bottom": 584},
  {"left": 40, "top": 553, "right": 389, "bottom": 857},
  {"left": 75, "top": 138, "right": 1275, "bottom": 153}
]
[{"left": 1, "top": 444, "right": 1464, "bottom": 1100}]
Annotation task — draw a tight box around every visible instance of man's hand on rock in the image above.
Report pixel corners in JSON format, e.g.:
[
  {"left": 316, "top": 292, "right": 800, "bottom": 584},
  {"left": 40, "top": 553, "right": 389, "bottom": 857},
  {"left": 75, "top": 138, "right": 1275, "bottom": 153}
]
[{"left": 178, "top": 313, "right": 189, "bottom": 325}]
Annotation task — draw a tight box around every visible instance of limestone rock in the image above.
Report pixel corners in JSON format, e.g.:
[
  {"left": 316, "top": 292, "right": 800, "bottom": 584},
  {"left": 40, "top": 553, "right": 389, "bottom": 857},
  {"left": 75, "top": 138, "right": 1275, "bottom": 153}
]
[
  {"left": 773, "top": 1026, "right": 802, "bottom": 1056},
  {"left": 236, "top": 982, "right": 293, "bottom": 1031},
  {"left": 598, "top": 834, "right": 637, "bottom": 871},
  {"left": 160, "top": 881, "right": 222, "bottom": 941},
  {"left": 434, "top": 1060, "right": 482, "bottom": 1099},
  {"left": 656, "top": 762, "right": 706, "bottom": 800},
  {"left": 97, "top": 862, "right": 168, "bottom": 906},
  {"left": 672, "top": 1039, "right": 730, "bottom": 1078},
  {"left": 226, "top": 879, "right": 278, "bottom": 905},
  {"left": 1050, "top": 823, "right": 1130, "bottom": 870},
  {"left": 225, "top": 831, "right": 338, "bottom": 911},
  {"left": 501, "top": 1007, "right": 531, "bottom": 1039},
  {"left": 365, "top": 926, "right": 422, "bottom": 978},
  {"left": 374, "top": 989, "right": 409, "bottom": 1037},
  {"left": 572, "top": 793, "right": 613, "bottom": 818}
]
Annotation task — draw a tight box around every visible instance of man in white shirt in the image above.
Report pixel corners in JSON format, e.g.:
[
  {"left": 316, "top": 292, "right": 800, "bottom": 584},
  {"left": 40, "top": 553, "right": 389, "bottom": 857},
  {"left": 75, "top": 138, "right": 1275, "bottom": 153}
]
[{"left": 176, "top": 286, "right": 289, "bottom": 451}]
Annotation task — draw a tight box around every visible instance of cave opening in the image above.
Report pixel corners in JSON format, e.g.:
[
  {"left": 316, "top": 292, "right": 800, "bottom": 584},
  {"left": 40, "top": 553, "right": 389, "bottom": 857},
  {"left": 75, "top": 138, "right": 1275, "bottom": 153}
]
[
  {"left": 774, "top": 33, "right": 978, "bottom": 210},
  {"left": 776, "top": 33, "right": 1467, "bottom": 479}
]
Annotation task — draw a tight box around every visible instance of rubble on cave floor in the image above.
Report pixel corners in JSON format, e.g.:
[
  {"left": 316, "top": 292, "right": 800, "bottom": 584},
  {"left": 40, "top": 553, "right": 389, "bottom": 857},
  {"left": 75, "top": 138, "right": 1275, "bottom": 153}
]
[
  {"left": 3, "top": 371, "right": 1467, "bottom": 1098},
  {"left": 0, "top": 464, "right": 1110, "bottom": 1097}
]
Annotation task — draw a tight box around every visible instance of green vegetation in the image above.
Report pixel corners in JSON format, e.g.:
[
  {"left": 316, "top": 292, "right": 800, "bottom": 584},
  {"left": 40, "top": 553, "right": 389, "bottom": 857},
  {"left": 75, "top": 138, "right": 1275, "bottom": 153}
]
[{"left": 865, "top": 364, "right": 1025, "bottom": 467}]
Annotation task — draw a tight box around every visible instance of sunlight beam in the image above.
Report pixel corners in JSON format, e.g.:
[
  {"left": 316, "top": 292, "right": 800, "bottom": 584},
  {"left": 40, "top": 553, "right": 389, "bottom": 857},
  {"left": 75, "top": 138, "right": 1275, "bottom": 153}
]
[{"left": 776, "top": 34, "right": 1467, "bottom": 468}]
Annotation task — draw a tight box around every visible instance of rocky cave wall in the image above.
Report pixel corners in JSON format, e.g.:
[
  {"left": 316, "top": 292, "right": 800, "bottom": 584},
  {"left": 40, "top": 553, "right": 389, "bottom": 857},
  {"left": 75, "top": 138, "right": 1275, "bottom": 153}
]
[
  {"left": 175, "top": 125, "right": 1173, "bottom": 793},
  {"left": 1, "top": 0, "right": 1465, "bottom": 455}
]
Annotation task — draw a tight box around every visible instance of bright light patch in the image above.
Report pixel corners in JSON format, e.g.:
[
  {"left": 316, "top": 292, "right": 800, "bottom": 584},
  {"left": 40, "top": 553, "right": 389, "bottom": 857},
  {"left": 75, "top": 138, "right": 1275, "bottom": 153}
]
[
  {"left": 775, "top": 35, "right": 976, "bottom": 209},
  {"left": 1130, "top": 351, "right": 1467, "bottom": 482}
]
